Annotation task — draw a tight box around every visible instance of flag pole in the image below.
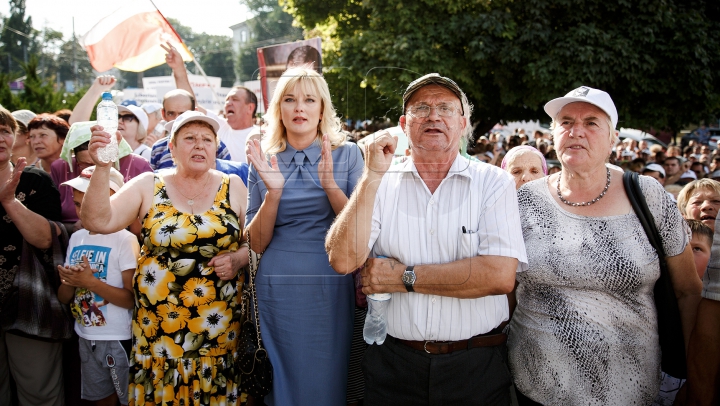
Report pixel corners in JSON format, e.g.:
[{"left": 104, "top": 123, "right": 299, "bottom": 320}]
[{"left": 149, "top": 0, "right": 223, "bottom": 108}]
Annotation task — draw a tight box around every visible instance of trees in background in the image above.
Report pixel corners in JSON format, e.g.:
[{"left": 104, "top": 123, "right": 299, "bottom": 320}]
[
  {"left": 285, "top": 0, "right": 720, "bottom": 134},
  {"left": 235, "top": 0, "right": 303, "bottom": 82},
  {"left": 0, "top": 57, "right": 85, "bottom": 113},
  {"left": 1, "top": 0, "right": 95, "bottom": 90},
  {"left": 0, "top": 0, "right": 33, "bottom": 75},
  {"left": 0, "top": 12, "right": 237, "bottom": 112}
]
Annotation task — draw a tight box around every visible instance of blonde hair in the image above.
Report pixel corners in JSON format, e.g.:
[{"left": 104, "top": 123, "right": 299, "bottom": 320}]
[
  {"left": 677, "top": 179, "right": 720, "bottom": 216},
  {"left": 262, "top": 67, "right": 344, "bottom": 155}
]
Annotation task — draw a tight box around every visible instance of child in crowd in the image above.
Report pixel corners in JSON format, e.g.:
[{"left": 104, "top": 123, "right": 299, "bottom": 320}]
[
  {"left": 57, "top": 166, "right": 139, "bottom": 406},
  {"left": 688, "top": 219, "right": 713, "bottom": 280},
  {"left": 653, "top": 219, "right": 713, "bottom": 406},
  {"left": 677, "top": 179, "right": 720, "bottom": 232}
]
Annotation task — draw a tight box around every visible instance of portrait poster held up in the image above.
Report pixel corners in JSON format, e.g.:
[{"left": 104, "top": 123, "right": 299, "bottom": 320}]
[{"left": 257, "top": 38, "right": 322, "bottom": 110}]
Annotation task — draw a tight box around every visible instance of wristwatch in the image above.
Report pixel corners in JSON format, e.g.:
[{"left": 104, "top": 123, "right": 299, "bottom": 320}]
[{"left": 402, "top": 266, "right": 416, "bottom": 292}]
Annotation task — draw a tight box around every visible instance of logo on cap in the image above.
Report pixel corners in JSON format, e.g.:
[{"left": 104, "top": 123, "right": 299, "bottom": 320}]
[{"left": 571, "top": 87, "right": 590, "bottom": 97}]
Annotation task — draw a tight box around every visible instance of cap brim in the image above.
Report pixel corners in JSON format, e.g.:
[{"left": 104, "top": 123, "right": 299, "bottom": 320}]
[
  {"left": 544, "top": 96, "right": 615, "bottom": 127},
  {"left": 402, "top": 75, "right": 465, "bottom": 113},
  {"left": 61, "top": 177, "right": 90, "bottom": 193},
  {"left": 172, "top": 115, "right": 220, "bottom": 136}
]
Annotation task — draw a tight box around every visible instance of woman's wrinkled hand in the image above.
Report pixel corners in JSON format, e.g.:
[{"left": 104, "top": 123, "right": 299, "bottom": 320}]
[
  {"left": 0, "top": 157, "right": 25, "bottom": 206},
  {"left": 92, "top": 75, "right": 116, "bottom": 92},
  {"left": 89, "top": 125, "right": 121, "bottom": 167},
  {"left": 208, "top": 250, "right": 243, "bottom": 281}
]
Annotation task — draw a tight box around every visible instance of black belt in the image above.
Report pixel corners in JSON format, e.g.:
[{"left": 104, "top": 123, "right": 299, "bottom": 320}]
[{"left": 392, "top": 321, "right": 508, "bottom": 354}]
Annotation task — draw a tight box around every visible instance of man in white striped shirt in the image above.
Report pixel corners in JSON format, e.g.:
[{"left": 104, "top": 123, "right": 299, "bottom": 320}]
[{"left": 326, "top": 73, "right": 528, "bottom": 405}]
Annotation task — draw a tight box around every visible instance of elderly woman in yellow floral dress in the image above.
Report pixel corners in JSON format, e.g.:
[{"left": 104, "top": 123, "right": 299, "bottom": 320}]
[{"left": 82, "top": 111, "right": 249, "bottom": 406}]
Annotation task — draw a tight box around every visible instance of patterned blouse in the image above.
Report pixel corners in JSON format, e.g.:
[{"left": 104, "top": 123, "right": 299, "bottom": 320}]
[{"left": 508, "top": 174, "right": 689, "bottom": 405}]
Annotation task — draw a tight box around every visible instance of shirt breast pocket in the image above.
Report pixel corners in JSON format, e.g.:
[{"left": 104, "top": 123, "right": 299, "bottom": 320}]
[{"left": 458, "top": 231, "right": 480, "bottom": 259}]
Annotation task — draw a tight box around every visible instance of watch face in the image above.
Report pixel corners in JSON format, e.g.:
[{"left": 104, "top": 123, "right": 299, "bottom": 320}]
[{"left": 402, "top": 270, "right": 416, "bottom": 285}]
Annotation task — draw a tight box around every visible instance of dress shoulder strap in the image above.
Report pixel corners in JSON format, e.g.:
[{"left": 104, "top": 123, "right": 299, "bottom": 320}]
[{"left": 214, "top": 173, "right": 231, "bottom": 207}]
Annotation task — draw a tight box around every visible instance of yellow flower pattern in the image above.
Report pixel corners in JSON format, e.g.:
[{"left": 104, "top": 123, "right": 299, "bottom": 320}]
[
  {"left": 130, "top": 174, "right": 242, "bottom": 406},
  {"left": 156, "top": 302, "right": 191, "bottom": 333},
  {"left": 179, "top": 277, "right": 217, "bottom": 307},
  {"left": 188, "top": 301, "right": 233, "bottom": 339}
]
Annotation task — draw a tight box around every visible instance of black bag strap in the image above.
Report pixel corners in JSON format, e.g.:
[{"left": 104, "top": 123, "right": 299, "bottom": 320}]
[
  {"left": 622, "top": 172, "right": 668, "bottom": 263},
  {"left": 622, "top": 171, "right": 687, "bottom": 378},
  {"left": 246, "top": 232, "right": 264, "bottom": 348}
]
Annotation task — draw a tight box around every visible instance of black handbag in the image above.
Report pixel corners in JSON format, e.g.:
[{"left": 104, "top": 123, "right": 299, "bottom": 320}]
[
  {"left": 238, "top": 235, "right": 273, "bottom": 398},
  {"left": 1, "top": 220, "right": 73, "bottom": 340},
  {"left": 623, "top": 171, "right": 687, "bottom": 379}
]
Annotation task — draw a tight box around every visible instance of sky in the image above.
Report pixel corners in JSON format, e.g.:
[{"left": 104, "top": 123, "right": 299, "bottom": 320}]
[{"left": 0, "top": 0, "right": 251, "bottom": 40}]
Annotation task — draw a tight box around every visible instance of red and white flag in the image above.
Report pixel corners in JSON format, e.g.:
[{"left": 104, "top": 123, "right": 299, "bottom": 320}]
[{"left": 80, "top": 2, "right": 193, "bottom": 72}]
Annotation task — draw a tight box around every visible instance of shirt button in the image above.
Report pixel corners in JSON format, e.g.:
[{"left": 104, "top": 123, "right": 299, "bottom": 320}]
[
  {"left": 429, "top": 199, "right": 434, "bottom": 205},
  {"left": 432, "top": 298, "right": 436, "bottom": 303},
  {"left": 430, "top": 230, "right": 434, "bottom": 235}
]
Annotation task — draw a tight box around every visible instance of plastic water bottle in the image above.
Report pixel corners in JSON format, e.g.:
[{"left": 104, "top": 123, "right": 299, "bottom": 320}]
[
  {"left": 363, "top": 293, "right": 391, "bottom": 345},
  {"left": 96, "top": 92, "right": 118, "bottom": 163}
]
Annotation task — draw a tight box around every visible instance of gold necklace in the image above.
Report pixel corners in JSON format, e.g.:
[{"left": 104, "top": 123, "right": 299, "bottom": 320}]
[{"left": 172, "top": 172, "right": 211, "bottom": 208}]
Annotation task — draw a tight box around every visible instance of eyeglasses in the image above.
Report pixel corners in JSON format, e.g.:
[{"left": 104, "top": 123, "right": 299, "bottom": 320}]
[
  {"left": 119, "top": 115, "right": 137, "bottom": 123},
  {"left": 407, "top": 104, "right": 460, "bottom": 118}
]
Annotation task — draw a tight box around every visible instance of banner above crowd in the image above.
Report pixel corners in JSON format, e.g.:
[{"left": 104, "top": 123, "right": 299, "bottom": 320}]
[{"left": 118, "top": 75, "right": 265, "bottom": 114}]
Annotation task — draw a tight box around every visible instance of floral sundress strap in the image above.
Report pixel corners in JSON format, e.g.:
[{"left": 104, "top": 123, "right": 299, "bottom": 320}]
[
  {"left": 140, "top": 174, "right": 167, "bottom": 232},
  {"left": 215, "top": 173, "right": 231, "bottom": 210},
  {"left": 154, "top": 173, "right": 171, "bottom": 205}
]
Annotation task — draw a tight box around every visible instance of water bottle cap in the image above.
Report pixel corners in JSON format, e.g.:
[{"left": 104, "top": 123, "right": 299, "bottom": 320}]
[
  {"left": 101, "top": 92, "right": 113, "bottom": 100},
  {"left": 368, "top": 293, "right": 391, "bottom": 301}
]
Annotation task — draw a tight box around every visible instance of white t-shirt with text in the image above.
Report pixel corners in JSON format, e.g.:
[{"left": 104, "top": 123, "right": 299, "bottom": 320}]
[{"left": 65, "top": 229, "right": 140, "bottom": 340}]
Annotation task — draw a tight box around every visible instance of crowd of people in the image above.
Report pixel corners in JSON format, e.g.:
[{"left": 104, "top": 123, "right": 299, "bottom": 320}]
[{"left": 0, "top": 45, "right": 719, "bottom": 406}]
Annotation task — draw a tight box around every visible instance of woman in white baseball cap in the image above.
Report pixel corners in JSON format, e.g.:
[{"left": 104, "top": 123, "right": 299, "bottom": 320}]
[
  {"left": 508, "top": 86, "right": 701, "bottom": 405},
  {"left": 83, "top": 110, "right": 249, "bottom": 405}
]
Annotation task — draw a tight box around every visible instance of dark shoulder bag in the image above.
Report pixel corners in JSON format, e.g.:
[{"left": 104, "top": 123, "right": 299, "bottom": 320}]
[
  {"left": 623, "top": 171, "right": 687, "bottom": 379},
  {"left": 1, "top": 220, "right": 73, "bottom": 340},
  {"left": 237, "top": 234, "right": 273, "bottom": 398}
]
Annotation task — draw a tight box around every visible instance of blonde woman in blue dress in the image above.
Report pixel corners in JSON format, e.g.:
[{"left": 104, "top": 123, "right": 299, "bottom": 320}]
[{"left": 246, "top": 67, "right": 364, "bottom": 405}]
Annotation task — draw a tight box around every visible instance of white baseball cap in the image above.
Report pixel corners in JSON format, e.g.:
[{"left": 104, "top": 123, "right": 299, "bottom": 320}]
[
  {"left": 141, "top": 102, "right": 163, "bottom": 114},
  {"left": 170, "top": 111, "right": 220, "bottom": 138},
  {"left": 643, "top": 163, "right": 666, "bottom": 178},
  {"left": 62, "top": 166, "right": 125, "bottom": 193},
  {"left": 544, "top": 86, "right": 618, "bottom": 129},
  {"left": 118, "top": 105, "right": 149, "bottom": 131},
  {"left": 11, "top": 110, "right": 36, "bottom": 127}
]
